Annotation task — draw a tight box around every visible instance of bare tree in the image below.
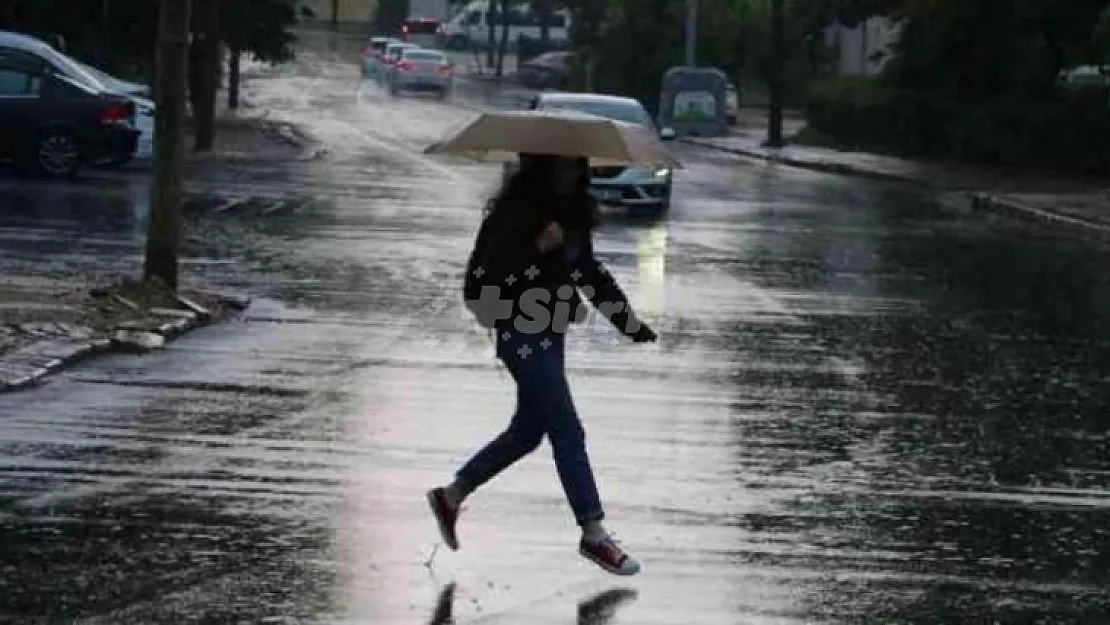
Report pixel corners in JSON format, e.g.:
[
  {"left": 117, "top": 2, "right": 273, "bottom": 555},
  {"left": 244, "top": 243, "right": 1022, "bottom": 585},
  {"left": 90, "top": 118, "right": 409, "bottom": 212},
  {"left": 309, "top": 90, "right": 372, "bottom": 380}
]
[
  {"left": 193, "top": 0, "right": 220, "bottom": 152},
  {"left": 764, "top": 0, "right": 785, "bottom": 148},
  {"left": 495, "top": 0, "right": 510, "bottom": 76}
]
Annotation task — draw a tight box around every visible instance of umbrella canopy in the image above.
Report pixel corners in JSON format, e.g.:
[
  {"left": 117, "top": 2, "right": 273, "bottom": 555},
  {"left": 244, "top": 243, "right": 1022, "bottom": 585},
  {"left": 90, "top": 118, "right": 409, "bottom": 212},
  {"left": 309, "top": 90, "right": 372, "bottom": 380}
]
[{"left": 424, "top": 109, "right": 683, "bottom": 169}]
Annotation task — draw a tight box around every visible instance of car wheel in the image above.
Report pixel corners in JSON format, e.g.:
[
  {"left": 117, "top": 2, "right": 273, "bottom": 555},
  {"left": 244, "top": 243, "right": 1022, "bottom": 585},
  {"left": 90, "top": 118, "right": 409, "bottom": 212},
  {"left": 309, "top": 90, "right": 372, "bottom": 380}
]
[{"left": 36, "top": 126, "right": 82, "bottom": 179}]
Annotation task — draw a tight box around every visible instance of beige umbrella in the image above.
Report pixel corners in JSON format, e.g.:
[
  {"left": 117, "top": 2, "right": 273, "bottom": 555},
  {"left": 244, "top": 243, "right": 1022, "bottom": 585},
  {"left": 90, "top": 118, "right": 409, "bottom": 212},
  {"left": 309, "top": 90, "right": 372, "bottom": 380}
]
[{"left": 424, "top": 109, "right": 683, "bottom": 169}]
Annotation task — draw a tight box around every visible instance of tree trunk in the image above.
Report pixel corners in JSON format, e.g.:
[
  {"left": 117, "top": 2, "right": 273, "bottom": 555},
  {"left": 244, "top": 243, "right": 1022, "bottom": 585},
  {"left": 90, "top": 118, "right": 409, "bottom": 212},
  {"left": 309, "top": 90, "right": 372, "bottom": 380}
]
[
  {"left": 486, "top": 4, "right": 496, "bottom": 68},
  {"left": 227, "top": 45, "right": 240, "bottom": 109},
  {"left": 764, "top": 0, "right": 785, "bottom": 148},
  {"left": 144, "top": 0, "right": 192, "bottom": 290},
  {"left": 193, "top": 0, "right": 219, "bottom": 152},
  {"left": 495, "top": 0, "right": 510, "bottom": 76},
  {"left": 536, "top": 0, "right": 551, "bottom": 45}
]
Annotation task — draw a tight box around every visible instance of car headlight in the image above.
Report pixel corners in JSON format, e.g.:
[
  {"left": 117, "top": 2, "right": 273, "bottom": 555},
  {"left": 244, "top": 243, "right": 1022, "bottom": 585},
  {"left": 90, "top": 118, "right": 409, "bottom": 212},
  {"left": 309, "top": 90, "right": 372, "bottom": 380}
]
[{"left": 653, "top": 168, "right": 671, "bottom": 178}]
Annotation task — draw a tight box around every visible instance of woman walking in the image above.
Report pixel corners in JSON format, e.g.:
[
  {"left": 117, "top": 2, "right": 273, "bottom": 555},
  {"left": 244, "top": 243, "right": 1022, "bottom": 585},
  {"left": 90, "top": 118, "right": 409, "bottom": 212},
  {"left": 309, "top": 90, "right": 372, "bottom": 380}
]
[{"left": 427, "top": 154, "right": 657, "bottom": 576}]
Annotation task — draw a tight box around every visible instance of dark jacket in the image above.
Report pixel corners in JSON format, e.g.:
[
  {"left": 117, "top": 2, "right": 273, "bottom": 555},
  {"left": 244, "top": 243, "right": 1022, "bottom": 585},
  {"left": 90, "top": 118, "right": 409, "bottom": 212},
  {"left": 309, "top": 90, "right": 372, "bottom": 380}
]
[{"left": 468, "top": 195, "right": 645, "bottom": 337}]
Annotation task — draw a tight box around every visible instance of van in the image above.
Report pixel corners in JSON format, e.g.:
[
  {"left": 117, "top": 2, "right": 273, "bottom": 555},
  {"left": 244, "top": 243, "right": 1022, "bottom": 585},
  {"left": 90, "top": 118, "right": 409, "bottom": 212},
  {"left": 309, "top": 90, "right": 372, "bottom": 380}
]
[{"left": 437, "top": 1, "right": 571, "bottom": 50}]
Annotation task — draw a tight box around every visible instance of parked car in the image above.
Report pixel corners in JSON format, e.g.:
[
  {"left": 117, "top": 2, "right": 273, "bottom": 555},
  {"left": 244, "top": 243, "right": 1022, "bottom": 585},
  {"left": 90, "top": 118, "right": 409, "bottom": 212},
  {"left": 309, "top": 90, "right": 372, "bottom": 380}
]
[
  {"left": 515, "top": 50, "right": 573, "bottom": 90},
  {"left": 363, "top": 36, "right": 399, "bottom": 78},
  {"left": 523, "top": 91, "right": 677, "bottom": 212},
  {"left": 379, "top": 41, "right": 420, "bottom": 81},
  {"left": 0, "top": 30, "right": 151, "bottom": 166},
  {"left": 387, "top": 48, "right": 453, "bottom": 98},
  {"left": 74, "top": 61, "right": 149, "bottom": 97},
  {"left": 77, "top": 61, "right": 153, "bottom": 163},
  {"left": 725, "top": 81, "right": 739, "bottom": 124},
  {"left": 0, "top": 52, "right": 139, "bottom": 178}
]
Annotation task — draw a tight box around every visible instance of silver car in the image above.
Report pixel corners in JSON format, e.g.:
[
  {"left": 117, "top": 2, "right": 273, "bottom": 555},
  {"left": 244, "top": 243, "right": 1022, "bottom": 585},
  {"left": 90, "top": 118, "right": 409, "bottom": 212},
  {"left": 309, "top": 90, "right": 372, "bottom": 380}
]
[
  {"left": 362, "top": 36, "right": 399, "bottom": 79},
  {"left": 379, "top": 42, "right": 419, "bottom": 83},
  {"left": 527, "top": 92, "right": 677, "bottom": 211},
  {"left": 387, "top": 48, "right": 453, "bottom": 98}
]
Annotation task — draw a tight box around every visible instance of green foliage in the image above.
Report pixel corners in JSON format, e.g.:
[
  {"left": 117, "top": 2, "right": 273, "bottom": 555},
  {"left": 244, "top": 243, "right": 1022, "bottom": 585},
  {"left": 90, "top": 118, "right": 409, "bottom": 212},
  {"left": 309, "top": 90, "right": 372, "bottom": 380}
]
[
  {"left": 883, "top": 0, "right": 1108, "bottom": 96},
  {"left": 803, "top": 0, "right": 1110, "bottom": 172},
  {"left": 3, "top": 0, "right": 298, "bottom": 76},
  {"left": 223, "top": 0, "right": 299, "bottom": 63},
  {"left": 554, "top": 0, "right": 879, "bottom": 112},
  {"left": 805, "top": 75, "right": 1110, "bottom": 173}
]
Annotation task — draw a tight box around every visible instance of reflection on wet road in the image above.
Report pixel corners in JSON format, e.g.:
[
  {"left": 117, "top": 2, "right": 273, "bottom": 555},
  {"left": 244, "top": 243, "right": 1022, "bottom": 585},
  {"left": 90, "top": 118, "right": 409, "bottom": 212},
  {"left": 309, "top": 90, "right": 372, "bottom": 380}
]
[{"left": 2, "top": 39, "right": 1110, "bottom": 624}]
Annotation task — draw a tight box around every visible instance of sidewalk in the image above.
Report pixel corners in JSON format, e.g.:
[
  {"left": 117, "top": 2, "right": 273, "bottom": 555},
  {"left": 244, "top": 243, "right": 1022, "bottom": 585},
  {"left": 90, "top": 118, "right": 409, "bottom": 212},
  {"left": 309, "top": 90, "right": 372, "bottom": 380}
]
[
  {"left": 687, "top": 109, "right": 1110, "bottom": 240},
  {"left": 0, "top": 90, "right": 286, "bottom": 393}
]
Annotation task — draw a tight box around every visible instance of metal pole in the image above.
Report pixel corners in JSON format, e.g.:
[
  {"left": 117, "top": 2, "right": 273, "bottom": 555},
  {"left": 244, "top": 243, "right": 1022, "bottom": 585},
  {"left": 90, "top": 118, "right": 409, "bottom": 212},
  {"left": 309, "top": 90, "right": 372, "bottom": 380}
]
[{"left": 685, "top": 0, "right": 697, "bottom": 66}]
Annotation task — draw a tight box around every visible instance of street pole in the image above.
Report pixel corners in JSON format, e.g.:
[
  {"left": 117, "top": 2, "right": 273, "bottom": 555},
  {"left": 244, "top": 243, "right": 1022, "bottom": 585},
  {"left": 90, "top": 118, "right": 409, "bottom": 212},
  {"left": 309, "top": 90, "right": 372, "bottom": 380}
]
[
  {"left": 331, "top": 0, "right": 339, "bottom": 31},
  {"left": 764, "top": 0, "right": 785, "bottom": 148},
  {"left": 685, "top": 0, "right": 697, "bottom": 66},
  {"left": 144, "top": 0, "right": 192, "bottom": 290}
]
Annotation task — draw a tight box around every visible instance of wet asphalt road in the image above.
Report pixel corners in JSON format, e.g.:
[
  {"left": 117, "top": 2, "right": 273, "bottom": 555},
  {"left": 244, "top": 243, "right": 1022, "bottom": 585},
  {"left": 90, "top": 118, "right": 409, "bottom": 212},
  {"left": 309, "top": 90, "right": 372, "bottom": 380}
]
[{"left": 3, "top": 39, "right": 1110, "bottom": 624}]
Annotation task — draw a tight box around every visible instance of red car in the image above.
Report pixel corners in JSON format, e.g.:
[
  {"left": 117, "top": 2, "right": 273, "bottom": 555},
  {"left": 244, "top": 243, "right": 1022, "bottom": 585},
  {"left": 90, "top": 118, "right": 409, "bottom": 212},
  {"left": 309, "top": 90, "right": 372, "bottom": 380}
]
[{"left": 400, "top": 18, "right": 440, "bottom": 48}]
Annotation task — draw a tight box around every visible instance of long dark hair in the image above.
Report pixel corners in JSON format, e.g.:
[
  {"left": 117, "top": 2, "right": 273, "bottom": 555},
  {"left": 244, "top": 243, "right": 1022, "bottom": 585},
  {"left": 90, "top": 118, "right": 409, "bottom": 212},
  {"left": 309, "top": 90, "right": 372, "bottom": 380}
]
[{"left": 485, "top": 154, "right": 599, "bottom": 230}]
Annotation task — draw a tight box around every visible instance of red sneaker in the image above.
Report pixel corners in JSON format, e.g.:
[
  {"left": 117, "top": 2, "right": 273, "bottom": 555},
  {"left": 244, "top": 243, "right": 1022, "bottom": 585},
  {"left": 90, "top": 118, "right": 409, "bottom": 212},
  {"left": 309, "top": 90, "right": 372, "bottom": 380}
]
[
  {"left": 579, "top": 535, "right": 641, "bottom": 576},
  {"left": 426, "top": 488, "right": 460, "bottom": 550}
]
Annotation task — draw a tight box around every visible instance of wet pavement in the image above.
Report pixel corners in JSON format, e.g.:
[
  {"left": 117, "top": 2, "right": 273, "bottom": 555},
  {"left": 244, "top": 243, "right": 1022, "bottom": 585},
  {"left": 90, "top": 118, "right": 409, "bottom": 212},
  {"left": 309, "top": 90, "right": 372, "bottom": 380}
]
[{"left": 2, "top": 35, "right": 1110, "bottom": 624}]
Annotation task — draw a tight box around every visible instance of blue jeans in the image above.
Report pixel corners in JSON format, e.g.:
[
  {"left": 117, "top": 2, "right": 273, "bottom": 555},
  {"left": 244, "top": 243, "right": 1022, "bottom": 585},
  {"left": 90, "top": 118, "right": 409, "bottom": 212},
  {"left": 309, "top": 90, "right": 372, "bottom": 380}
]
[{"left": 455, "top": 329, "right": 605, "bottom": 526}]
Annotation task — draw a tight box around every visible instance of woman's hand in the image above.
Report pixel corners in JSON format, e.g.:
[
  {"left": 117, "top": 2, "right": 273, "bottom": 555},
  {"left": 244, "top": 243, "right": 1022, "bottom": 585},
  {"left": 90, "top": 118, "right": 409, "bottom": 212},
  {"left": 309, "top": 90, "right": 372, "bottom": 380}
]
[{"left": 536, "top": 222, "right": 565, "bottom": 252}]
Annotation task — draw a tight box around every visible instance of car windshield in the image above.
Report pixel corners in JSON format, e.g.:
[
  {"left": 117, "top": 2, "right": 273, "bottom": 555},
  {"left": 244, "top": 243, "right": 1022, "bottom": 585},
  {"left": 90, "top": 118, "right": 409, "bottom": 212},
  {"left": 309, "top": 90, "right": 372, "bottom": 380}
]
[
  {"left": 403, "top": 51, "right": 444, "bottom": 62},
  {"left": 541, "top": 99, "right": 652, "bottom": 127},
  {"left": 371, "top": 39, "right": 393, "bottom": 52},
  {"left": 388, "top": 45, "right": 414, "bottom": 57}
]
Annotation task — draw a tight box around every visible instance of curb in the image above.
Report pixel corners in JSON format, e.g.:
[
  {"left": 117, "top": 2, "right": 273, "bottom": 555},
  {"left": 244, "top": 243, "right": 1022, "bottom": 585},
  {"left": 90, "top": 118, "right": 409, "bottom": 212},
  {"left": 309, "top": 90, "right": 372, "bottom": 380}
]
[
  {"left": 0, "top": 291, "right": 251, "bottom": 394},
  {"left": 680, "top": 136, "right": 919, "bottom": 185},
  {"left": 970, "top": 194, "right": 1110, "bottom": 242}
]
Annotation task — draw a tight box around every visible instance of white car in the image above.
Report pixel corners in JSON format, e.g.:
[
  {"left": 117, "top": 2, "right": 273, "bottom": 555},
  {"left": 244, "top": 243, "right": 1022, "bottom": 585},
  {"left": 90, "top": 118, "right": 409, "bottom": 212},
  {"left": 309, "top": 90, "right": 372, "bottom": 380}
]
[
  {"left": 0, "top": 30, "right": 153, "bottom": 165},
  {"left": 522, "top": 92, "right": 677, "bottom": 212}
]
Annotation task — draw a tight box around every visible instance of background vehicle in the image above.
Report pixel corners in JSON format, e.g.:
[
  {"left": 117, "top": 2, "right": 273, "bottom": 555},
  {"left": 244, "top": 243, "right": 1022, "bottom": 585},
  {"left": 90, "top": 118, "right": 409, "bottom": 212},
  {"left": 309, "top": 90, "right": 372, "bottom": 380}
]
[
  {"left": 387, "top": 48, "right": 453, "bottom": 98},
  {"left": 1, "top": 31, "right": 151, "bottom": 166},
  {"left": 438, "top": 1, "right": 571, "bottom": 50},
  {"left": 380, "top": 42, "right": 420, "bottom": 80},
  {"left": 363, "top": 36, "right": 399, "bottom": 78},
  {"left": 400, "top": 18, "right": 441, "bottom": 48},
  {"left": 515, "top": 50, "right": 573, "bottom": 90},
  {"left": 523, "top": 92, "right": 677, "bottom": 212},
  {"left": 0, "top": 52, "right": 139, "bottom": 178}
]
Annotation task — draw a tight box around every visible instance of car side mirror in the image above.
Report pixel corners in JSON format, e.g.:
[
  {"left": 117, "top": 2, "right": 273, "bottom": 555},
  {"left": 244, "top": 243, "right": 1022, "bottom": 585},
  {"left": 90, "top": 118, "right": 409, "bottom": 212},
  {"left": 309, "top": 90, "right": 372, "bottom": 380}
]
[{"left": 659, "top": 127, "right": 676, "bottom": 140}]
